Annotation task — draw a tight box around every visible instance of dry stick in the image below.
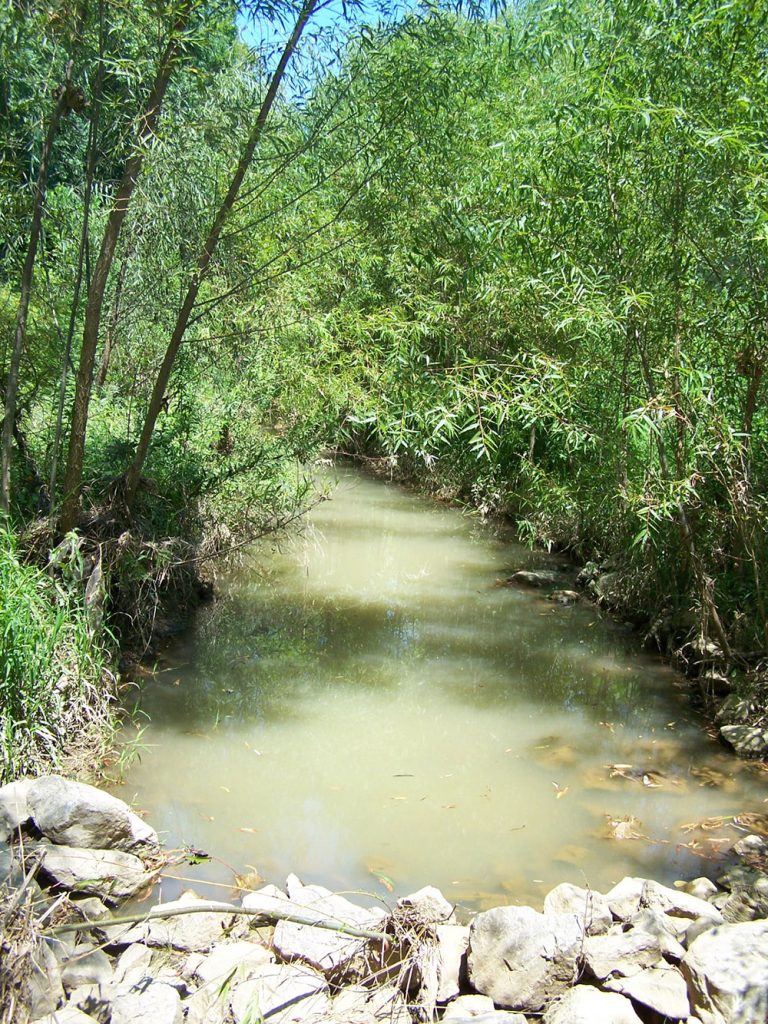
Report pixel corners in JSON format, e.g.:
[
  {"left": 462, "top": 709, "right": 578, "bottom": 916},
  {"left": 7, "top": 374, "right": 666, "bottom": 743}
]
[{"left": 44, "top": 902, "right": 388, "bottom": 942}]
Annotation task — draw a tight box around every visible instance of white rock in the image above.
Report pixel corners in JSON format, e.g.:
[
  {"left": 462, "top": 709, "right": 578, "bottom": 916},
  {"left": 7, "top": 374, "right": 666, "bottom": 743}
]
[
  {"left": 443, "top": 995, "right": 496, "bottom": 1019},
  {"left": 40, "top": 843, "right": 152, "bottom": 904},
  {"left": 272, "top": 877, "right": 386, "bottom": 974},
  {"left": 543, "top": 883, "right": 612, "bottom": 935},
  {"left": 684, "top": 878, "right": 719, "bottom": 902},
  {"left": 397, "top": 885, "right": 455, "bottom": 923},
  {"left": 543, "top": 986, "right": 643, "bottom": 1023},
  {"left": 583, "top": 928, "right": 662, "bottom": 980},
  {"left": 605, "top": 964, "right": 690, "bottom": 1019},
  {"left": 27, "top": 776, "right": 158, "bottom": 854},
  {"left": 241, "top": 882, "right": 292, "bottom": 916},
  {"left": 682, "top": 919, "right": 768, "bottom": 1024},
  {"left": 60, "top": 944, "right": 114, "bottom": 990},
  {"left": 181, "top": 986, "right": 228, "bottom": 1024},
  {"left": 630, "top": 908, "right": 687, "bottom": 960},
  {"left": 0, "top": 778, "right": 32, "bottom": 840},
  {"left": 113, "top": 942, "right": 153, "bottom": 988},
  {"left": 229, "top": 963, "right": 330, "bottom": 1024},
  {"left": 605, "top": 877, "right": 722, "bottom": 931},
  {"left": 192, "top": 939, "right": 273, "bottom": 985},
  {"left": 467, "top": 905, "right": 583, "bottom": 1012},
  {"left": 331, "top": 984, "right": 410, "bottom": 1024},
  {"left": 436, "top": 923, "right": 469, "bottom": 1002},
  {"left": 33, "top": 1008, "right": 100, "bottom": 1024},
  {"left": 24, "top": 940, "right": 65, "bottom": 1019},
  {"left": 111, "top": 980, "right": 182, "bottom": 1024}
]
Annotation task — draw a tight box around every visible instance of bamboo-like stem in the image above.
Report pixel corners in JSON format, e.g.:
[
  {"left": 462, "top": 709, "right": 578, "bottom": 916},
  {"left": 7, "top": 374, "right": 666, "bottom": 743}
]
[{"left": 45, "top": 901, "right": 389, "bottom": 942}]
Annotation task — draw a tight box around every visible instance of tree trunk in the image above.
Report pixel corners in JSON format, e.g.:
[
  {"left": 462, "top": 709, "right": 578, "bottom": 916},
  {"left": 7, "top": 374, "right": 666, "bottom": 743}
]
[
  {"left": 96, "top": 255, "right": 127, "bottom": 388},
  {"left": 1, "top": 64, "right": 73, "bottom": 514},
  {"left": 58, "top": 6, "right": 191, "bottom": 534},
  {"left": 123, "top": 0, "right": 318, "bottom": 506}
]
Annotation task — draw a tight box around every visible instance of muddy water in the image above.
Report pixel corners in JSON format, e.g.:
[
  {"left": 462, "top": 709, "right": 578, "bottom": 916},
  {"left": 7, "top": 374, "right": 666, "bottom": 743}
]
[{"left": 120, "top": 465, "right": 767, "bottom": 909}]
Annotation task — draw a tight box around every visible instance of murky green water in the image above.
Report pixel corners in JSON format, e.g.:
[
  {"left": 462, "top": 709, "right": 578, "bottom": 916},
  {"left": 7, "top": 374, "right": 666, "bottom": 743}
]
[{"left": 119, "top": 464, "right": 767, "bottom": 909}]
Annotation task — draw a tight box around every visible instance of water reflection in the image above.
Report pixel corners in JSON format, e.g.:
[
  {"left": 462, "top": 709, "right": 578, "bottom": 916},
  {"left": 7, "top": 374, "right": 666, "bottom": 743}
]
[{"left": 120, "top": 466, "right": 767, "bottom": 908}]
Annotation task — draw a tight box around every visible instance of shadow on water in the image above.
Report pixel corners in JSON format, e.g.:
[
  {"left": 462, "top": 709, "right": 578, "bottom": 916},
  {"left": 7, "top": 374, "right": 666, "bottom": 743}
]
[{"left": 122, "top": 465, "right": 768, "bottom": 906}]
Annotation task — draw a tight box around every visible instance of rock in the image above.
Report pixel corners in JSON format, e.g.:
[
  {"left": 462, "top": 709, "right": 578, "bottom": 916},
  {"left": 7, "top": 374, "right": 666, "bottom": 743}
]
[
  {"left": 111, "top": 980, "right": 182, "bottom": 1024},
  {"left": 113, "top": 942, "right": 153, "bottom": 989},
  {"left": 331, "top": 984, "right": 411, "bottom": 1024},
  {"left": 630, "top": 908, "right": 687, "bottom": 960},
  {"left": 583, "top": 928, "right": 663, "bottom": 980},
  {"left": 436, "top": 923, "right": 469, "bottom": 1002},
  {"left": 715, "top": 695, "right": 752, "bottom": 726},
  {"left": 719, "top": 725, "right": 768, "bottom": 759},
  {"left": 70, "top": 896, "right": 111, "bottom": 923},
  {"left": 66, "top": 982, "right": 114, "bottom": 1023},
  {"left": 229, "top": 963, "right": 330, "bottom": 1024},
  {"left": 443, "top": 1014, "right": 528, "bottom": 1023},
  {"left": 443, "top": 995, "right": 497, "bottom": 1019},
  {"left": 0, "top": 778, "right": 33, "bottom": 840},
  {"left": 720, "top": 877, "right": 768, "bottom": 923},
  {"left": 549, "top": 589, "right": 580, "bottom": 605},
  {"left": 272, "top": 876, "right": 386, "bottom": 974},
  {"left": 34, "top": 1008, "right": 101, "bottom": 1024},
  {"left": 180, "top": 987, "right": 228, "bottom": 1024},
  {"left": 543, "top": 986, "right": 643, "bottom": 1023},
  {"left": 241, "top": 881, "right": 291, "bottom": 916},
  {"left": 732, "top": 834, "right": 767, "bottom": 861},
  {"left": 683, "top": 878, "right": 719, "bottom": 902},
  {"left": 188, "top": 939, "right": 273, "bottom": 985},
  {"left": 131, "top": 892, "right": 235, "bottom": 952},
  {"left": 504, "top": 569, "right": 562, "bottom": 588},
  {"left": 467, "top": 905, "right": 583, "bottom": 1012},
  {"left": 605, "top": 964, "right": 690, "bottom": 1019},
  {"left": 685, "top": 915, "right": 721, "bottom": 948},
  {"left": 397, "top": 884, "right": 455, "bottom": 923},
  {"left": 39, "top": 843, "right": 152, "bottom": 904},
  {"left": 605, "top": 877, "right": 723, "bottom": 932},
  {"left": 27, "top": 776, "right": 159, "bottom": 855},
  {"left": 682, "top": 919, "right": 768, "bottom": 1024},
  {"left": 60, "top": 945, "right": 114, "bottom": 990},
  {"left": 699, "top": 671, "right": 732, "bottom": 696},
  {"left": 24, "top": 939, "right": 65, "bottom": 1019},
  {"left": 543, "top": 883, "right": 612, "bottom": 935}
]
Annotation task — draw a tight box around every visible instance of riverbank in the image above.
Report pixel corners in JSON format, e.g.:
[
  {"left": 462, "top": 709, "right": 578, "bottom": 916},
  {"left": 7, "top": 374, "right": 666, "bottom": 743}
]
[{"left": 1, "top": 776, "right": 767, "bottom": 1024}]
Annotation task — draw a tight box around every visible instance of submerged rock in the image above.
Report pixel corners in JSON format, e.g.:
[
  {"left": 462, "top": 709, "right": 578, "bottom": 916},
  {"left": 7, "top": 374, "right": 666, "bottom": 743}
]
[
  {"left": 503, "top": 569, "right": 563, "bottom": 588},
  {"left": 467, "top": 905, "right": 582, "bottom": 1012}
]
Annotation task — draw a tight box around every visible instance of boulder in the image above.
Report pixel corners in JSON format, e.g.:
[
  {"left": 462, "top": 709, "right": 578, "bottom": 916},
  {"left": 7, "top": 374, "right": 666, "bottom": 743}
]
[
  {"left": 719, "top": 725, "right": 768, "bottom": 759},
  {"left": 27, "top": 776, "right": 158, "bottom": 855},
  {"left": 272, "top": 876, "right": 386, "bottom": 974},
  {"left": 630, "top": 908, "right": 686, "bottom": 960},
  {"left": 113, "top": 942, "right": 153, "bottom": 989},
  {"left": 682, "top": 919, "right": 768, "bottom": 1024},
  {"left": 0, "top": 778, "right": 33, "bottom": 840},
  {"left": 467, "top": 905, "right": 583, "bottom": 1012},
  {"left": 583, "top": 928, "right": 663, "bottom": 981},
  {"left": 543, "top": 986, "right": 643, "bottom": 1023},
  {"left": 543, "top": 883, "right": 612, "bottom": 935},
  {"left": 682, "top": 878, "right": 719, "bottom": 902},
  {"left": 39, "top": 843, "right": 152, "bottom": 904},
  {"left": 549, "top": 590, "right": 580, "bottom": 605},
  {"left": 605, "top": 964, "right": 690, "bottom": 1019},
  {"left": 605, "top": 877, "right": 723, "bottom": 933},
  {"left": 180, "top": 987, "right": 228, "bottom": 1024},
  {"left": 111, "top": 980, "right": 182, "bottom": 1024},
  {"left": 436, "top": 923, "right": 469, "bottom": 1002},
  {"left": 23, "top": 939, "right": 65, "bottom": 1019},
  {"left": 229, "top": 963, "right": 330, "bottom": 1024},
  {"left": 241, "top": 882, "right": 292, "bottom": 917},
  {"left": 397, "top": 885, "right": 455, "bottom": 923}
]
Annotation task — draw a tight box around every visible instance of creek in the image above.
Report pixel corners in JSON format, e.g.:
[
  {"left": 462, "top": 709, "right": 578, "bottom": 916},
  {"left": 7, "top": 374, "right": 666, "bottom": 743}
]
[{"left": 119, "top": 464, "right": 767, "bottom": 909}]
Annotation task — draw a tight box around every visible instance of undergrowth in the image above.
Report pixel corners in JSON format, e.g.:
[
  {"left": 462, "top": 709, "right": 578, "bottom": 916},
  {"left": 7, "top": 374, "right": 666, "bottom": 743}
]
[{"left": 0, "top": 528, "right": 116, "bottom": 783}]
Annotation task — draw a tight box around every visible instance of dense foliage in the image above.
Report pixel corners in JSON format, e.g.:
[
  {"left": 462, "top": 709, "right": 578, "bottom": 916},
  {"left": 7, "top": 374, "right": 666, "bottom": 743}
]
[{"left": 1, "top": 0, "right": 767, "bottom": 773}]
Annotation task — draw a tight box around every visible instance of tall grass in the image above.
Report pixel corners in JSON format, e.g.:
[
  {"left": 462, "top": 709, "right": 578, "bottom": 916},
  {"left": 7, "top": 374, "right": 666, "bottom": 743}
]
[{"left": 0, "top": 529, "right": 114, "bottom": 782}]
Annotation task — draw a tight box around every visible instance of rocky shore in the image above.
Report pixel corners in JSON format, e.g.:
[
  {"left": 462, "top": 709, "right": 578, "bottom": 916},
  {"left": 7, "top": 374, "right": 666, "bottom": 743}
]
[{"left": 1, "top": 776, "right": 767, "bottom": 1024}]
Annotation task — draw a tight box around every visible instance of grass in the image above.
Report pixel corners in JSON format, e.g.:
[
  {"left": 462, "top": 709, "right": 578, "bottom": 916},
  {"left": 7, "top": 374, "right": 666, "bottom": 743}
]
[{"left": 0, "top": 527, "right": 116, "bottom": 783}]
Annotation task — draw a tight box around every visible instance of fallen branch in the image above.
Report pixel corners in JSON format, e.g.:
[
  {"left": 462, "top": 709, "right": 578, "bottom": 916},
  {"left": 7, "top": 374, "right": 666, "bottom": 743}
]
[{"left": 44, "top": 901, "right": 389, "bottom": 942}]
